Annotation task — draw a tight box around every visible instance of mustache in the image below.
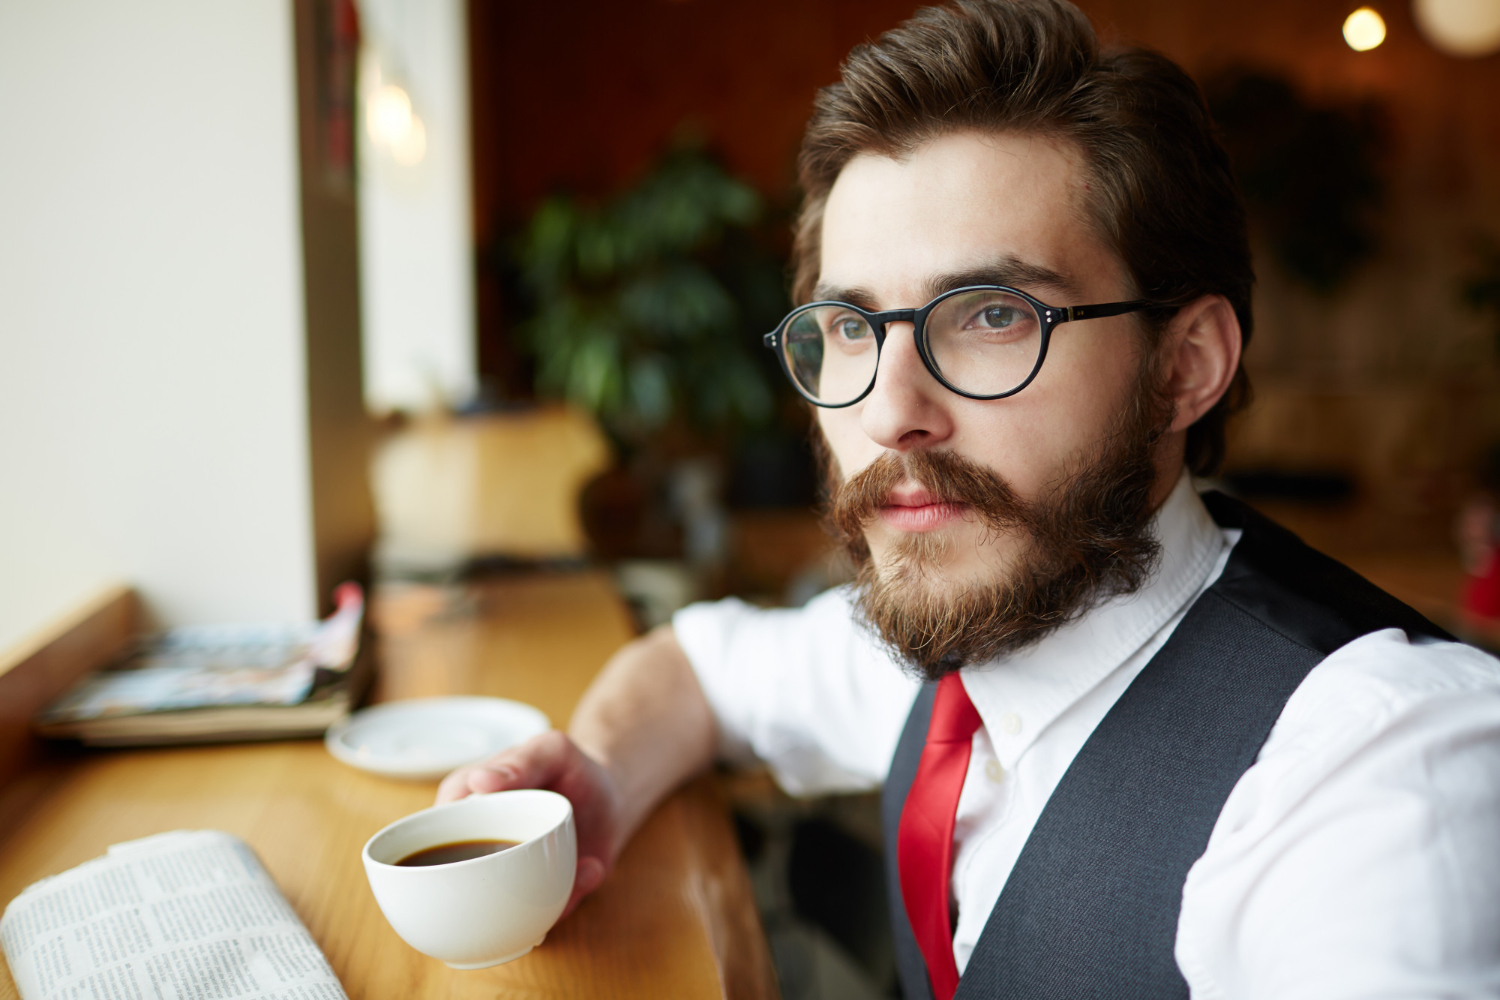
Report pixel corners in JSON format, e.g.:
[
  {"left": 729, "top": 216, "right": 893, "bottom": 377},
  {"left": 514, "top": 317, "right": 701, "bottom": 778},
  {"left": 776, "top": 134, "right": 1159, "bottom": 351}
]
[{"left": 827, "top": 449, "right": 1030, "bottom": 553}]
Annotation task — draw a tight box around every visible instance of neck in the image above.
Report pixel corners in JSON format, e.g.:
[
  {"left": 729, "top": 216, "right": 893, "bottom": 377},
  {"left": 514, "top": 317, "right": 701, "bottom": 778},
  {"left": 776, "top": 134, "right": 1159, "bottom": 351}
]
[{"left": 1148, "top": 430, "right": 1189, "bottom": 512}]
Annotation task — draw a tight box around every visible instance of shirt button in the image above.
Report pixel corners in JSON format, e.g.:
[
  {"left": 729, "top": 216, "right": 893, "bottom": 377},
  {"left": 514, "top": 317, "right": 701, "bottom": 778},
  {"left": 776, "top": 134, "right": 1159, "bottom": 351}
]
[
  {"left": 1000, "top": 713, "right": 1022, "bottom": 736},
  {"left": 985, "top": 759, "right": 1005, "bottom": 783}
]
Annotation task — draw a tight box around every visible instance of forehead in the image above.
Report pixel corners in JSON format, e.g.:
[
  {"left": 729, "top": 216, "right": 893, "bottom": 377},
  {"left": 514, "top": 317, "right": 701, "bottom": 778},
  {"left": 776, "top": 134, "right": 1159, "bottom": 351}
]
[{"left": 818, "top": 130, "right": 1119, "bottom": 303}]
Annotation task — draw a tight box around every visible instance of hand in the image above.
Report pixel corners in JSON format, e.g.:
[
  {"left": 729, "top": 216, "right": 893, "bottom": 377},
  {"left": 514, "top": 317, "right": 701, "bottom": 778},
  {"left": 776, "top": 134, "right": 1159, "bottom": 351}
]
[{"left": 436, "top": 730, "right": 621, "bottom": 917}]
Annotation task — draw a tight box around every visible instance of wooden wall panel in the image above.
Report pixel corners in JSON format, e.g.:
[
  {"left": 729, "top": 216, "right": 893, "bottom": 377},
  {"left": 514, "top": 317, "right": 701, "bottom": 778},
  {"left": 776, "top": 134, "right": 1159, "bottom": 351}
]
[{"left": 0, "top": 586, "right": 136, "bottom": 790}]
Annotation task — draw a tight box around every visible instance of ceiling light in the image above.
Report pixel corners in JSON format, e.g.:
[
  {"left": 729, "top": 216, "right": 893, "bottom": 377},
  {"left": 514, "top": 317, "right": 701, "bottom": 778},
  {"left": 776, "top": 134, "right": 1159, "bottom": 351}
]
[
  {"left": 1413, "top": 0, "right": 1500, "bottom": 56},
  {"left": 1343, "top": 7, "right": 1389, "bottom": 49},
  {"left": 367, "top": 84, "right": 413, "bottom": 148}
]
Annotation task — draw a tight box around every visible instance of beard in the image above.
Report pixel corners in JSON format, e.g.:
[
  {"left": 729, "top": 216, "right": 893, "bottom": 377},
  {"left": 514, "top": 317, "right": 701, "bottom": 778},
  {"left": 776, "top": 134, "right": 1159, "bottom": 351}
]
[{"left": 821, "top": 365, "right": 1174, "bottom": 682}]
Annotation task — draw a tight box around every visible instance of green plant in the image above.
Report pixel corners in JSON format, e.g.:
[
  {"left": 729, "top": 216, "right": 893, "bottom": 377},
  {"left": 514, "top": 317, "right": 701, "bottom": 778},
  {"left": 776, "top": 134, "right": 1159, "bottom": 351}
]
[{"left": 515, "top": 148, "right": 787, "bottom": 447}]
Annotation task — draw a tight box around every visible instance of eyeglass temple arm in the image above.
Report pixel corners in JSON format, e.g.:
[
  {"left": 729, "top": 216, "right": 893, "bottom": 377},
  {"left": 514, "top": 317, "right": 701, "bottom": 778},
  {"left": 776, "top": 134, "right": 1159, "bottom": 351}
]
[{"left": 1060, "top": 300, "right": 1152, "bottom": 323}]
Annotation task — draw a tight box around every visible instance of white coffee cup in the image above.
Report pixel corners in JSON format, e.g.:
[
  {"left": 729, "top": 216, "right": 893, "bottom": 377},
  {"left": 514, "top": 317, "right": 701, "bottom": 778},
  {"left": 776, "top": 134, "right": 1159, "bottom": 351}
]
[{"left": 362, "top": 789, "right": 577, "bottom": 969}]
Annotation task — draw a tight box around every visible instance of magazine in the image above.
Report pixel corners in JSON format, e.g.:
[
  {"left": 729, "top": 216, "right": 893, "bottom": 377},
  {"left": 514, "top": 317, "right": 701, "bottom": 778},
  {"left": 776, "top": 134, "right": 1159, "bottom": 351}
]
[
  {"left": 0, "top": 830, "right": 346, "bottom": 1000},
  {"left": 34, "top": 585, "right": 370, "bottom": 746}
]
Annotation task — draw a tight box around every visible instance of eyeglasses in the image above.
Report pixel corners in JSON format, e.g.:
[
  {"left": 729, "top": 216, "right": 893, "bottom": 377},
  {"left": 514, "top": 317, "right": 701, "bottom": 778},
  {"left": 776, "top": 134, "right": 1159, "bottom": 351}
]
[{"left": 762, "top": 285, "right": 1150, "bottom": 407}]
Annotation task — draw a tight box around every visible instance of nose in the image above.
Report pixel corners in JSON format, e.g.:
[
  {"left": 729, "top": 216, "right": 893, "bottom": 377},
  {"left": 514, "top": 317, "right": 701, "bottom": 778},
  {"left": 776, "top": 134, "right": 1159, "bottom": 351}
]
[{"left": 858, "top": 321, "right": 955, "bottom": 451}]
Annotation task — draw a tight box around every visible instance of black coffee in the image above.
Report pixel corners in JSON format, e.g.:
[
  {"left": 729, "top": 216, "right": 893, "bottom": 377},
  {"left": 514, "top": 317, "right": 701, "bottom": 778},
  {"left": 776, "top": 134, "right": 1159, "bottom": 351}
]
[{"left": 395, "top": 839, "right": 520, "bottom": 867}]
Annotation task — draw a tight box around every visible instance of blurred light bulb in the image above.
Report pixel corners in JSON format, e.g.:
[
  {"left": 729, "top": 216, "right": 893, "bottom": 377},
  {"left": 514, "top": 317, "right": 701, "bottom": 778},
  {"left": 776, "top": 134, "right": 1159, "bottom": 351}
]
[
  {"left": 1343, "top": 7, "right": 1388, "bottom": 48},
  {"left": 390, "top": 115, "right": 427, "bottom": 166},
  {"left": 1413, "top": 0, "right": 1500, "bottom": 56},
  {"left": 367, "top": 83, "right": 413, "bottom": 147}
]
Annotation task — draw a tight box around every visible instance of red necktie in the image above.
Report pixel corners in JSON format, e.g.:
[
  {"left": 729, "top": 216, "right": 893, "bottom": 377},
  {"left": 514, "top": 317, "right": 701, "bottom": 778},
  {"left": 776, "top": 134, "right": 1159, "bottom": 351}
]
[{"left": 897, "top": 673, "right": 982, "bottom": 1000}]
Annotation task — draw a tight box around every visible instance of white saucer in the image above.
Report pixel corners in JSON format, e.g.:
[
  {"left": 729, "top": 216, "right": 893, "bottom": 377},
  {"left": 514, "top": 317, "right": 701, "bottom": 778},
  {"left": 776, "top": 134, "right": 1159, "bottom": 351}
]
[{"left": 326, "top": 696, "right": 551, "bottom": 781}]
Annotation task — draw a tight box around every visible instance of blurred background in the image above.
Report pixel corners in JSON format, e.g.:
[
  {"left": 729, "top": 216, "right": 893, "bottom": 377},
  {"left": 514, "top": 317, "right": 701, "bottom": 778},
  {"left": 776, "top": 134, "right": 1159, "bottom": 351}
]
[{"left": 4, "top": 0, "right": 1500, "bottom": 996}]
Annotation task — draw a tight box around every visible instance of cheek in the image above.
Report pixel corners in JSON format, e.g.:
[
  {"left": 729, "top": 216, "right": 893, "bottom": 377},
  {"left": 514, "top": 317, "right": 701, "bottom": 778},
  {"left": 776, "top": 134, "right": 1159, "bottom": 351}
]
[
  {"left": 953, "top": 335, "right": 1141, "bottom": 491},
  {"left": 816, "top": 406, "right": 881, "bottom": 482},
  {"left": 1053, "top": 327, "right": 1146, "bottom": 426},
  {"left": 949, "top": 398, "right": 1064, "bottom": 496}
]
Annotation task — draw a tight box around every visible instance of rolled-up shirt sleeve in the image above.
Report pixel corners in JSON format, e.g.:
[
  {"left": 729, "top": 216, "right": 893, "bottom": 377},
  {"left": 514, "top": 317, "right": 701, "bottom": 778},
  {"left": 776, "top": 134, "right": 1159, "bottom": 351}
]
[
  {"left": 672, "top": 585, "right": 921, "bottom": 796},
  {"left": 1177, "top": 630, "right": 1500, "bottom": 998}
]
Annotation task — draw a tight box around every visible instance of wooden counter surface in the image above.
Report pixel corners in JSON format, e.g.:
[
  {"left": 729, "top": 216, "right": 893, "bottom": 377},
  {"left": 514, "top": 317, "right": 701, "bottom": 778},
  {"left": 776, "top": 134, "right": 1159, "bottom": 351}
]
[{"left": 0, "top": 571, "right": 778, "bottom": 1000}]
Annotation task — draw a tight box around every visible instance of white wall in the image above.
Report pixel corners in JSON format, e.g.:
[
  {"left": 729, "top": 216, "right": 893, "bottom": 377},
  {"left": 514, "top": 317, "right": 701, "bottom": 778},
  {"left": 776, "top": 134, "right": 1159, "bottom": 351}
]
[
  {"left": 0, "top": 0, "right": 318, "bottom": 652},
  {"left": 358, "top": 0, "right": 478, "bottom": 414}
]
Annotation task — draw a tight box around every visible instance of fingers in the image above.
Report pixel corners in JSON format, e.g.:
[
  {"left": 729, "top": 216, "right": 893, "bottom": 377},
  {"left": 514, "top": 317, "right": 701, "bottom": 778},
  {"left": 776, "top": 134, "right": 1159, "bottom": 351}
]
[
  {"left": 433, "top": 730, "right": 572, "bottom": 805},
  {"left": 434, "top": 768, "right": 471, "bottom": 804},
  {"left": 435, "top": 764, "right": 485, "bottom": 804}
]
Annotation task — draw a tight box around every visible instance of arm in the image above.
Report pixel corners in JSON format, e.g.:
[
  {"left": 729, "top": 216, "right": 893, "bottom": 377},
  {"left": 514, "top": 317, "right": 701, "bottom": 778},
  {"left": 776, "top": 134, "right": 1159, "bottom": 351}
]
[
  {"left": 435, "top": 624, "right": 716, "bottom": 914},
  {"left": 568, "top": 623, "right": 718, "bottom": 846},
  {"left": 1176, "top": 635, "right": 1500, "bottom": 997}
]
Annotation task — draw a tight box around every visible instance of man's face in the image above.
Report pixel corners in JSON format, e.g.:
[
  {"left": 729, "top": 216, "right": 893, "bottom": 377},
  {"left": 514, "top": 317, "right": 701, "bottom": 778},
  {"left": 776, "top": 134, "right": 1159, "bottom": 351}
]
[{"left": 815, "top": 130, "right": 1157, "bottom": 602}]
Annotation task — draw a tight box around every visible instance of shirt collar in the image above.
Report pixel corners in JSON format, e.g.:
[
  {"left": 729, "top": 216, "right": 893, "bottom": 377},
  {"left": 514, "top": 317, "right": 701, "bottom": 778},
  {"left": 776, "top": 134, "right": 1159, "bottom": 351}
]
[{"left": 959, "top": 469, "right": 1225, "bottom": 768}]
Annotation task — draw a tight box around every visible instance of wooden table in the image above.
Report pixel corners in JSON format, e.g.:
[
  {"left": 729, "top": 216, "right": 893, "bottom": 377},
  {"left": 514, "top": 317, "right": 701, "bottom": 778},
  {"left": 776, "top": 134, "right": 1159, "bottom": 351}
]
[{"left": 0, "top": 571, "right": 778, "bottom": 999}]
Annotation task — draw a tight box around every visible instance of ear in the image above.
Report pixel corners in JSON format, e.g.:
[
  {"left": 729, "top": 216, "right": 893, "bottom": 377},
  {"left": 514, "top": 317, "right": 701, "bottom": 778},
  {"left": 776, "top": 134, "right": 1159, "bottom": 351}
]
[{"left": 1160, "top": 294, "right": 1242, "bottom": 434}]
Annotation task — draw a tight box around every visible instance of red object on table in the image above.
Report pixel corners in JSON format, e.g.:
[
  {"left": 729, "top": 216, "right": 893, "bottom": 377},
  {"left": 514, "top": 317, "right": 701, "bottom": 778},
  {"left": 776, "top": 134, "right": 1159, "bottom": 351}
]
[{"left": 1463, "top": 547, "right": 1500, "bottom": 620}]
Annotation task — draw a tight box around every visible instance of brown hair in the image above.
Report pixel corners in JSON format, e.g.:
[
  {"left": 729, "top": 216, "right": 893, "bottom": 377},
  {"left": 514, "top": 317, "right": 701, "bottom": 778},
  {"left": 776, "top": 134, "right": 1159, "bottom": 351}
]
[{"left": 792, "top": 0, "right": 1253, "bottom": 475}]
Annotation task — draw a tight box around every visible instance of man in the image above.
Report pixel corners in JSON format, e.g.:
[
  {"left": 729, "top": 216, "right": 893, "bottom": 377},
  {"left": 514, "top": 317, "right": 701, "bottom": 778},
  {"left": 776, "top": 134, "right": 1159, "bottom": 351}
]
[{"left": 440, "top": 1, "right": 1500, "bottom": 996}]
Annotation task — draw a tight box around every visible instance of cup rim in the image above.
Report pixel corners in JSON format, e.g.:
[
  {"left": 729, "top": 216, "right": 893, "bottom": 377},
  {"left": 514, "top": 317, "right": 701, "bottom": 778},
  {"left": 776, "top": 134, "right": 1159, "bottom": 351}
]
[{"left": 362, "top": 788, "right": 573, "bottom": 870}]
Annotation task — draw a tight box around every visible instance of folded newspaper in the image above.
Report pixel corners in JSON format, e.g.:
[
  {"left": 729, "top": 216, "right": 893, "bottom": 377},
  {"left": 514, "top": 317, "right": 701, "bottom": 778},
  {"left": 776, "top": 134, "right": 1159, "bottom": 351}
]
[
  {"left": 0, "top": 830, "right": 346, "bottom": 1000},
  {"left": 34, "top": 584, "right": 369, "bottom": 746}
]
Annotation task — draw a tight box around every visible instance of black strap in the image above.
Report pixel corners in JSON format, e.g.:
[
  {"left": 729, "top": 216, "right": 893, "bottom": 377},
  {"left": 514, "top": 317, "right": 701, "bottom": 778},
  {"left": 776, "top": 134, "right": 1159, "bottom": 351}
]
[
  {"left": 955, "top": 590, "right": 1321, "bottom": 998},
  {"left": 881, "top": 492, "right": 1451, "bottom": 999}
]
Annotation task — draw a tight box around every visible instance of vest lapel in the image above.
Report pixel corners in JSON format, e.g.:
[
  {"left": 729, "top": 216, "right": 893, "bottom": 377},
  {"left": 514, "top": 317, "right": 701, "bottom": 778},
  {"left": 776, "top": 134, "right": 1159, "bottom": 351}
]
[
  {"left": 955, "top": 585, "right": 1324, "bottom": 999},
  {"left": 882, "top": 681, "right": 938, "bottom": 1000}
]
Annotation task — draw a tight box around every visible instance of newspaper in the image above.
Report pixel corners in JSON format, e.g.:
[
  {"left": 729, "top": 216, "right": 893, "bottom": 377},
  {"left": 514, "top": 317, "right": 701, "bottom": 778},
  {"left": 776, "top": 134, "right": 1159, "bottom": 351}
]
[{"left": 0, "top": 831, "right": 346, "bottom": 1000}]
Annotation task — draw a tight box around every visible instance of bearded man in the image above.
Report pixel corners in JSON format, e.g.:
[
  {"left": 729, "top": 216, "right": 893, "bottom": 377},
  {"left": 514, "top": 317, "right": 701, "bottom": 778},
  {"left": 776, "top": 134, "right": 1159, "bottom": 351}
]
[{"left": 439, "top": 1, "right": 1500, "bottom": 996}]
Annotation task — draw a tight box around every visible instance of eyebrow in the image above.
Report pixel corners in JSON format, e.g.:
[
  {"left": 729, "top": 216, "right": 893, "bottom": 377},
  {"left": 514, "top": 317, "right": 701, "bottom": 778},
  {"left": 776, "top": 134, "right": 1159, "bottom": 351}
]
[
  {"left": 926, "top": 257, "right": 1080, "bottom": 302},
  {"left": 811, "top": 255, "right": 1081, "bottom": 310},
  {"left": 809, "top": 282, "right": 883, "bottom": 310}
]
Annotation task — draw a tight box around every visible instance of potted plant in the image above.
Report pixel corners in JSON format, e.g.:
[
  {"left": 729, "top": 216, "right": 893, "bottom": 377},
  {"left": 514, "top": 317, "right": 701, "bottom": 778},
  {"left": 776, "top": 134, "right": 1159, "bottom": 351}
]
[{"left": 512, "top": 144, "right": 795, "bottom": 583}]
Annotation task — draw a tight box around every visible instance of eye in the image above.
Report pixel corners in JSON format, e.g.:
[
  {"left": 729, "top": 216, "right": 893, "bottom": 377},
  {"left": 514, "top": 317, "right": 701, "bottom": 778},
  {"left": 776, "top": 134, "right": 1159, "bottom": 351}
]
[
  {"left": 976, "top": 304, "right": 1024, "bottom": 329},
  {"left": 832, "top": 315, "right": 871, "bottom": 341}
]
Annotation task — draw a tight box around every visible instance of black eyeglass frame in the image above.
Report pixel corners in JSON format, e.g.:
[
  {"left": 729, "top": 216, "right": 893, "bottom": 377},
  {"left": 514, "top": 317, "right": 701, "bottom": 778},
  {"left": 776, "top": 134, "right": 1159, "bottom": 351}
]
[{"left": 761, "top": 284, "right": 1151, "bottom": 408}]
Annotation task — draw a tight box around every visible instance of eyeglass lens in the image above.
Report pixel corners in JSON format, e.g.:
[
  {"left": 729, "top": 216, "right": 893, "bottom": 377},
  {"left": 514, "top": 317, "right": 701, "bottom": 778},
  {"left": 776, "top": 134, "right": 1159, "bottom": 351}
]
[{"left": 779, "top": 288, "right": 1044, "bottom": 404}]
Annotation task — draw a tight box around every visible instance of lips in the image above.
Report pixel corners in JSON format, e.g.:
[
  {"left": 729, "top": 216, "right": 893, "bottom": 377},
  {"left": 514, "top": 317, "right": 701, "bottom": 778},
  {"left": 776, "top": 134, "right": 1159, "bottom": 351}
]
[
  {"left": 828, "top": 451, "right": 1015, "bottom": 549},
  {"left": 878, "top": 485, "right": 969, "bottom": 532}
]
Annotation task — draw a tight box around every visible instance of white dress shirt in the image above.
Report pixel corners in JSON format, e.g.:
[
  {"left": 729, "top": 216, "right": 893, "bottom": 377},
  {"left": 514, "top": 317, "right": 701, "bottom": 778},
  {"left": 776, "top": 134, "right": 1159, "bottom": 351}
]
[{"left": 673, "top": 472, "right": 1500, "bottom": 998}]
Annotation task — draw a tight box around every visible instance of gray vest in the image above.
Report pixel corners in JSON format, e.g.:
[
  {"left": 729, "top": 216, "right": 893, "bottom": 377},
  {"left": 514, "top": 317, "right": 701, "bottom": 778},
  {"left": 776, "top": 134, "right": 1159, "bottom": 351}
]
[{"left": 881, "top": 491, "right": 1451, "bottom": 999}]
